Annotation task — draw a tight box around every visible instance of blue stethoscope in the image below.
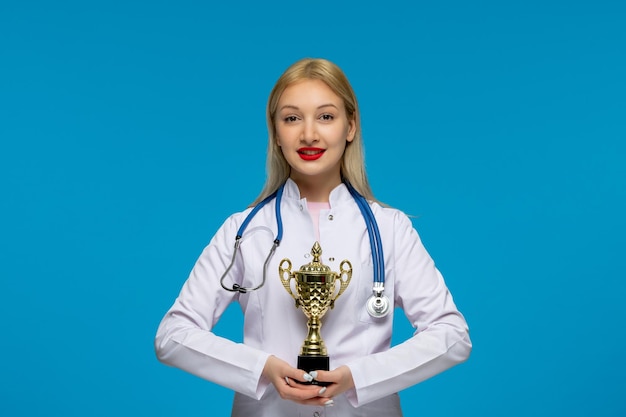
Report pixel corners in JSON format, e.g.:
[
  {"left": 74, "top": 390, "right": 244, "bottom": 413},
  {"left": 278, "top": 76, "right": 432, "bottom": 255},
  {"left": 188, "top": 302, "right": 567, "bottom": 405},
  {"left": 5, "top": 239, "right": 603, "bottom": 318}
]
[{"left": 219, "top": 180, "right": 391, "bottom": 318}]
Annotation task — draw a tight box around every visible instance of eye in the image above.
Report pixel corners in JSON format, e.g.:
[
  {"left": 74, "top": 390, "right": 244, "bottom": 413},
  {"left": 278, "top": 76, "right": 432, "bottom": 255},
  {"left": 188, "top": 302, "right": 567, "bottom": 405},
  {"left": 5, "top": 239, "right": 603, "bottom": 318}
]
[
  {"left": 319, "top": 113, "right": 334, "bottom": 121},
  {"left": 283, "top": 115, "right": 299, "bottom": 123}
]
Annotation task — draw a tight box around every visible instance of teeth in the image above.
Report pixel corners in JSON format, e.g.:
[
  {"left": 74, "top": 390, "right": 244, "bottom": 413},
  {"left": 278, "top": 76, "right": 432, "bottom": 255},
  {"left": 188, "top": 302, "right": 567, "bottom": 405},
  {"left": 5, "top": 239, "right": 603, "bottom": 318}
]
[{"left": 300, "top": 150, "right": 323, "bottom": 155}]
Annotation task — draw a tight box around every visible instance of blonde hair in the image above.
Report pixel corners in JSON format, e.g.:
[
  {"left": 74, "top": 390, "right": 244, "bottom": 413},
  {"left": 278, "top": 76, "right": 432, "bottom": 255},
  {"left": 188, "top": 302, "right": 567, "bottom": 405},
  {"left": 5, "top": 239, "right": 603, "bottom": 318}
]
[{"left": 252, "top": 58, "right": 376, "bottom": 205}]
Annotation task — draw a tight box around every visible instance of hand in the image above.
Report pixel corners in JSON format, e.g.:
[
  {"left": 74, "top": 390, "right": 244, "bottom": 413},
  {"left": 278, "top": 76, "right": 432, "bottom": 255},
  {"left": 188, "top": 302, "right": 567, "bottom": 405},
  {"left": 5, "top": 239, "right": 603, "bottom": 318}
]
[
  {"left": 262, "top": 356, "right": 322, "bottom": 404},
  {"left": 304, "top": 365, "right": 355, "bottom": 406}
]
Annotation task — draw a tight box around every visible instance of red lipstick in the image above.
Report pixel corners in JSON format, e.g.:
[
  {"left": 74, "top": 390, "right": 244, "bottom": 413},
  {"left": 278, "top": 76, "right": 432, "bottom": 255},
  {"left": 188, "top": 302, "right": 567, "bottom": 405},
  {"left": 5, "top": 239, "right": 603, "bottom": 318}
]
[{"left": 297, "top": 147, "right": 325, "bottom": 161}]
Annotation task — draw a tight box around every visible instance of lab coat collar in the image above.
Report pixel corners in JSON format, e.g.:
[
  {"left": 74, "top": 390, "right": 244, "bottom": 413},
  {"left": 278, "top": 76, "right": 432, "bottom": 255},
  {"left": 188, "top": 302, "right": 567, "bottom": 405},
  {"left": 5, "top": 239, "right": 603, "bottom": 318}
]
[{"left": 283, "top": 178, "right": 354, "bottom": 207}]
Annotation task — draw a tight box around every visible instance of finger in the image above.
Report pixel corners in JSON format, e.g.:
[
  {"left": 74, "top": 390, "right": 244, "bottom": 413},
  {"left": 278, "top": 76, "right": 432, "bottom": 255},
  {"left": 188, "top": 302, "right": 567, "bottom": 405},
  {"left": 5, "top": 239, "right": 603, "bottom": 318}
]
[
  {"left": 287, "top": 370, "right": 314, "bottom": 384},
  {"left": 309, "top": 369, "right": 335, "bottom": 383},
  {"left": 297, "top": 396, "right": 336, "bottom": 407},
  {"left": 277, "top": 376, "right": 320, "bottom": 399},
  {"left": 317, "top": 386, "right": 329, "bottom": 397},
  {"left": 280, "top": 383, "right": 322, "bottom": 402},
  {"left": 282, "top": 376, "right": 318, "bottom": 391}
]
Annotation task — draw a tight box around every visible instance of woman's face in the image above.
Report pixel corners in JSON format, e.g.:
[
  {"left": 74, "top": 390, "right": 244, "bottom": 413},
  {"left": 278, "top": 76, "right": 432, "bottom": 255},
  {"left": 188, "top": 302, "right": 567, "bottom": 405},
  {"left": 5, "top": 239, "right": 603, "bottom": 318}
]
[{"left": 275, "top": 79, "right": 356, "bottom": 189}]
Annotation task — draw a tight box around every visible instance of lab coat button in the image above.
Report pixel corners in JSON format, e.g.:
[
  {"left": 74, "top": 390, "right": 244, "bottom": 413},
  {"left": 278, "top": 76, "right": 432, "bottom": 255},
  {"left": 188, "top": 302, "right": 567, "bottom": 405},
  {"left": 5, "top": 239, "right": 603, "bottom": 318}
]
[
  {"left": 328, "top": 214, "right": 334, "bottom": 221},
  {"left": 313, "top": 412, "right": 322, "bottom": 417},
  {"left": 299, "top": 204, "right": 304, "bottom": 211}
]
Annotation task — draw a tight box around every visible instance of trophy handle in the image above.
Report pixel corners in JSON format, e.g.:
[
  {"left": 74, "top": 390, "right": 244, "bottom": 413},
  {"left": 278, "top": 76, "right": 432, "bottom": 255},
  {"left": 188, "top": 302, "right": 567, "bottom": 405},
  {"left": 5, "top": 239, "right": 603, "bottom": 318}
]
[
  {"left": 279, "top": 259, "right": 299, "bottom": 306},
  {"left": 333, "top": 260, "right": 353, "bottom": 302}
]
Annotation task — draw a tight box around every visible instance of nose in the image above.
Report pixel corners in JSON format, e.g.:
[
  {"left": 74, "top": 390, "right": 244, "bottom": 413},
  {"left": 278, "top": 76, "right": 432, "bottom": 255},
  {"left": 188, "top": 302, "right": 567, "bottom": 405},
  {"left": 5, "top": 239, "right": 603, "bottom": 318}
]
[{"left": 300, "top": 118, "right": 318, "bottom": 144}]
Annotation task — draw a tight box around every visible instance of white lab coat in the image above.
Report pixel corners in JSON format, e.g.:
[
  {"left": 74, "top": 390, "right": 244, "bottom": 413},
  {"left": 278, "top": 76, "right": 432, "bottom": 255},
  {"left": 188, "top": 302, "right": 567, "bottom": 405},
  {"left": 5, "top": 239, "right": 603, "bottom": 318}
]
[{"left": 155, "top": 179, "right": 471, "bottom": 417}]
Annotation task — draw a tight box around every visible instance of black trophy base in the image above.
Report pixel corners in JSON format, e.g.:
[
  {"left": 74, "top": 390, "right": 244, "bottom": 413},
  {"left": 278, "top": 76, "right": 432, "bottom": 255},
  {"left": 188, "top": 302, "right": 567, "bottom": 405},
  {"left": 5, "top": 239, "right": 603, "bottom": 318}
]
[{"left": 297, "top": 355, "right": 330, "bottom": 386}]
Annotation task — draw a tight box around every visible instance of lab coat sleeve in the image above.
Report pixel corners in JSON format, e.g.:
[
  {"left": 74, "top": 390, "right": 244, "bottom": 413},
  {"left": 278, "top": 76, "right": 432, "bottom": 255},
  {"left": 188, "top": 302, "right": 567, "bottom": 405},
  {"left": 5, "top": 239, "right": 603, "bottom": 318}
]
[
  {"left": 344, "top": 211, "right": 472, "bottom": 407},
  {"left": 154, "top": 215, "right": 272, "bottom": 400}
]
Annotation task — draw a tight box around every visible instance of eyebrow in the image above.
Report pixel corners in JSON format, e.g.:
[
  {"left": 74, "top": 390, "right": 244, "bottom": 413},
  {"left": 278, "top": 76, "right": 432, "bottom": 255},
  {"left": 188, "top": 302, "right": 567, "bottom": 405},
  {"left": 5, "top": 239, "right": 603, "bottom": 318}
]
[{"left": 278, "top": 103, "right": 339, "bottom": 112}]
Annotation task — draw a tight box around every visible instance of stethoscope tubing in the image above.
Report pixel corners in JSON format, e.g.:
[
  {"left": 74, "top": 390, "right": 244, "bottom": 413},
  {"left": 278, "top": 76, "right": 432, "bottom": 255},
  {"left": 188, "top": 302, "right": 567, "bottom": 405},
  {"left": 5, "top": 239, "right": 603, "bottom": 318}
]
[
  {"left": 235, "top": 185, "right": 284, "bottom": 243},
  {"left": 344, "top": 182, "right": 385, "bottom": 285},
  {"left": 220, "top": 181, "right": 388, "bottom": 318},
  {"left": 221, "top": 185, "right": 285, "bottom": 293}
]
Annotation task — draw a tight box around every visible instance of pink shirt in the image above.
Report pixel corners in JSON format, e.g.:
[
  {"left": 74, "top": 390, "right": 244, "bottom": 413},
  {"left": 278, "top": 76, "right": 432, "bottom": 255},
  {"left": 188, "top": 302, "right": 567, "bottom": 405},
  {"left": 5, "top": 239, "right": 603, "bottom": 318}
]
[{"left": 307, "top": 201, "right": 331, "bottom": 241}]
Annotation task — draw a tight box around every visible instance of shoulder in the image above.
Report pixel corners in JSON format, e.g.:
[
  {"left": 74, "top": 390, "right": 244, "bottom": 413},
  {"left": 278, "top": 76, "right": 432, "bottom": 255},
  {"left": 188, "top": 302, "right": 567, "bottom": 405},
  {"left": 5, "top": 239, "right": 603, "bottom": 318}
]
[
  {"left": 210, "top": 207, "right": 256, "bottom": 239},
  {"left": 370, "top": 202, "right": 413, "bottom": 229},
  {"left": 370, "top": 203, "right": 423, "bottom": 249}
]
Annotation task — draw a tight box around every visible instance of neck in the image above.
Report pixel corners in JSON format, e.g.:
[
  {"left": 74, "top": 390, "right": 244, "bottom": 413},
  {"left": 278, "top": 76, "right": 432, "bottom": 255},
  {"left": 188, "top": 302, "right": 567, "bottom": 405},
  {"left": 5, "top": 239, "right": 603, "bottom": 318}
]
[{"left": 290, "top": 174, "right": 342, "bottom": 202}]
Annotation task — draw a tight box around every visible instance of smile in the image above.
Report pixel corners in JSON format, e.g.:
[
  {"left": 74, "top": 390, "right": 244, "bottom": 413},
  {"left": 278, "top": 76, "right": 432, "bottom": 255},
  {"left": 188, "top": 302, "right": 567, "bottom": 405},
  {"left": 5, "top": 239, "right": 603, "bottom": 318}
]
[{"left": 297, "top": 147, "right": 325, "bottom": 161}]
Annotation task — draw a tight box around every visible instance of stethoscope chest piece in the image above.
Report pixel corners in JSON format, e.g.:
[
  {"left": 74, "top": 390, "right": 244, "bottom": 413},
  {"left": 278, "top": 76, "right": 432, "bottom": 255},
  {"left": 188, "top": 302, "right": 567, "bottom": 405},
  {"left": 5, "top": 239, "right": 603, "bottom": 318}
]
[{"left": 366, "top": 291, "right": 391, "bottom": 318}]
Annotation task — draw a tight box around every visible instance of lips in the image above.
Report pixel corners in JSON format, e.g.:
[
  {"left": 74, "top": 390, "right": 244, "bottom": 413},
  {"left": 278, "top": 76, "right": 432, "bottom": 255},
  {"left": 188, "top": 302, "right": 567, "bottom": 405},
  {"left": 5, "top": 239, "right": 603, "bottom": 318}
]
[{"left": 297, "top": 147, "right": 325, "bottom": 161}]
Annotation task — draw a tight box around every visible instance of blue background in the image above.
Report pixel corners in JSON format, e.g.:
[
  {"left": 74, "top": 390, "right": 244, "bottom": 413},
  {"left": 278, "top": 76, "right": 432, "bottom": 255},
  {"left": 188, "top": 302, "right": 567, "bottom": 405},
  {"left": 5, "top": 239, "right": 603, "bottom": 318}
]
[{"left": 1, "top": 1, "right": 624, "bottom": 416}]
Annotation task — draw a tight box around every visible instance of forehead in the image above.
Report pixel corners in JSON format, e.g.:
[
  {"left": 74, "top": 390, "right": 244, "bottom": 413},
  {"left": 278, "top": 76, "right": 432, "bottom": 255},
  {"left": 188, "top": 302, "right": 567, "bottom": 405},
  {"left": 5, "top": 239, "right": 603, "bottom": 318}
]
[{"left": 278, "top": 79, "right": 343, "bottom": 108}]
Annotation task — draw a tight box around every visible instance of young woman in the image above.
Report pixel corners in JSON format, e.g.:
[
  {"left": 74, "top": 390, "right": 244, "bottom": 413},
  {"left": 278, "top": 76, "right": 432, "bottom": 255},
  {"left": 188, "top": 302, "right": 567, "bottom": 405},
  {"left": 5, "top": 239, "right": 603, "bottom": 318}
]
[{"left": 155, "top": 58, "right": 471, "bottom": 416}]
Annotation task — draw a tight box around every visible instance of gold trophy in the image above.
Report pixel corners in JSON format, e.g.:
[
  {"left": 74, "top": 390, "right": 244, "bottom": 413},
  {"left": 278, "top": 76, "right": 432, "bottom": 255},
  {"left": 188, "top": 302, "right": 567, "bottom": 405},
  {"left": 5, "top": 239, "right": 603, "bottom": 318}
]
[{"left": 279, "top": 242, "right": 352, "bottom": 385}]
